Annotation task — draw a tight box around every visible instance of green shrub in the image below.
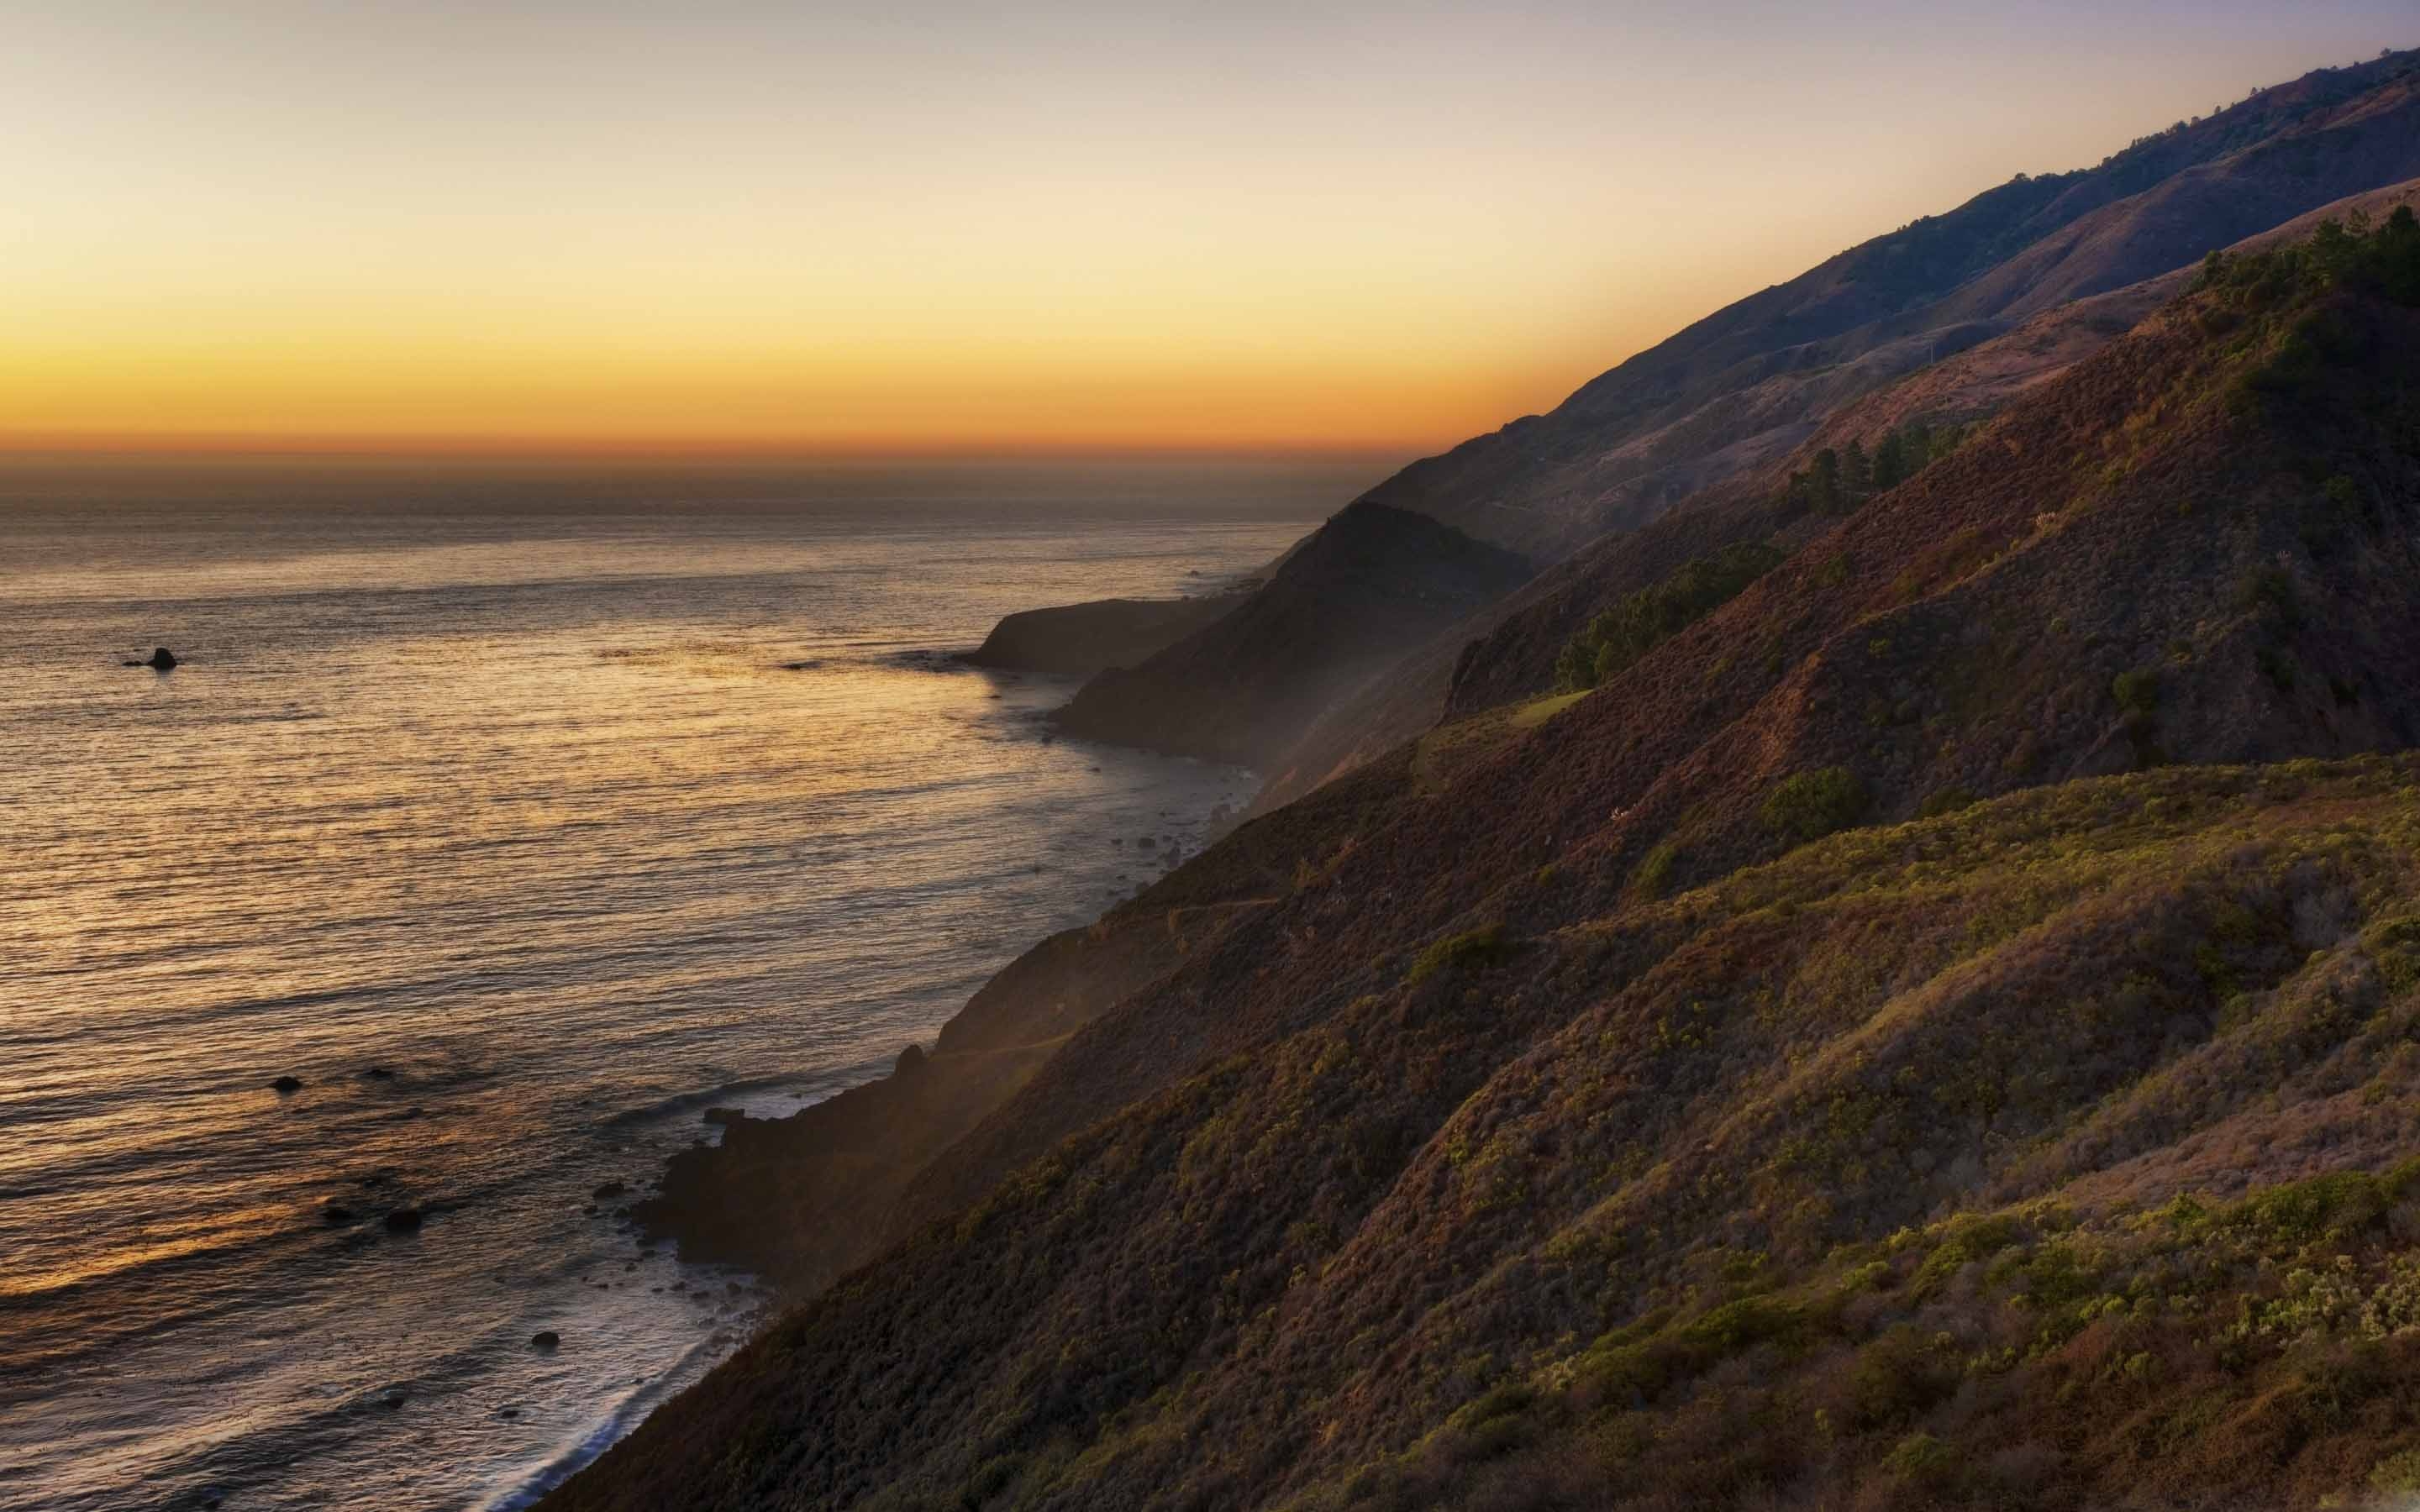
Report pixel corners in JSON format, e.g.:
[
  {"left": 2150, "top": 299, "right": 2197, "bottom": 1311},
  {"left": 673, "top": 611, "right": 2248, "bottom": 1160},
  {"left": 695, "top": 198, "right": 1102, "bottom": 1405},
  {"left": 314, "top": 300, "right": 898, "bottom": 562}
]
[
  {"left": 1918, "top": 785, "right": 1977, "bottom": 818},
  {"left": 1632, "top": 843, "right": 1679, "bottom": 898},
  {"left": 2112, "top": 669, "right": 2160, "bottom": 717},
  {"left": 1760, "top": 767, "right": 1869, "bottom": 845},
  {"left": 1405, "top": 925, "right": 1512, "bottom": 986},
  {"left": 2370, "top": 1448, "right": 2420, "bottom": 1496},
  {"left": 1555, "top": 543, "right": 1786, "bottom": 691}
]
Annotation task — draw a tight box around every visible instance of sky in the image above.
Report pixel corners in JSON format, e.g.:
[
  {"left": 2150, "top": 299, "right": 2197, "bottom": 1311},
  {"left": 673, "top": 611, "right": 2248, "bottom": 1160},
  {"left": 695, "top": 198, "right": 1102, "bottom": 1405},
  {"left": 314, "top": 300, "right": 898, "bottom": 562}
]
[{"left": 3, "top": 2, "right": 2412, "bottom": 459}]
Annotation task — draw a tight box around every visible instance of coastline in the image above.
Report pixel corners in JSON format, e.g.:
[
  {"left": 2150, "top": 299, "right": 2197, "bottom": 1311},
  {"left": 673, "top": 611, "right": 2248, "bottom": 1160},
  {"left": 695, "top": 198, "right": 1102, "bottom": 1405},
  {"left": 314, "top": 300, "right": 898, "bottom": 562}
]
[{"left": 617, "top": 591, "right": 1276, "bottom": 1296}]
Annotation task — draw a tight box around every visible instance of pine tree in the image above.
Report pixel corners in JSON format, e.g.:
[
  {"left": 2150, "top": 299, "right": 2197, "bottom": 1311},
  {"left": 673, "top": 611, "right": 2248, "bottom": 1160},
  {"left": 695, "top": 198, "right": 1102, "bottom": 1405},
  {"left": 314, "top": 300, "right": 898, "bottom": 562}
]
[{"left": 1873, "top": 431, "right": 1908, "bottom": 490}]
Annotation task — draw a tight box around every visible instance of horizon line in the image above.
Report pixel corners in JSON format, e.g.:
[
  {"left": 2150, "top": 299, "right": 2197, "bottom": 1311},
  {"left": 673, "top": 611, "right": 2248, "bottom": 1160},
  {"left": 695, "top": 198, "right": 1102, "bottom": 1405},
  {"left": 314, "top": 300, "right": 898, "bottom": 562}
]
[{"left": 0, "top": 433, "right": 1440, "bottom": 470}]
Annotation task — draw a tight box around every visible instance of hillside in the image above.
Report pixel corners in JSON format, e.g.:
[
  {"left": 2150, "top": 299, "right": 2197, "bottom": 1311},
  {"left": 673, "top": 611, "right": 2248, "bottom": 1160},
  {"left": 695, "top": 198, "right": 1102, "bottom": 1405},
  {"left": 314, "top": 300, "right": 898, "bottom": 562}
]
[
  {"left": 1076, "top": 62, "right": 2420, "bottom": 809},
  {"left": 1306, "top": 176, "right": 2420, "bottom": 780},
  {"left": 547, "top": 218, "right": 2420, "bottom": 1511},
  {"left": 961, "top": 594, "right": 1244, "bottom": 678},
  {"left": 1363, "top": 49, "right": 2420, "bottom": 562},
  {"left": 1049, "top": 502, "right": 1529, "bottom": 767}
]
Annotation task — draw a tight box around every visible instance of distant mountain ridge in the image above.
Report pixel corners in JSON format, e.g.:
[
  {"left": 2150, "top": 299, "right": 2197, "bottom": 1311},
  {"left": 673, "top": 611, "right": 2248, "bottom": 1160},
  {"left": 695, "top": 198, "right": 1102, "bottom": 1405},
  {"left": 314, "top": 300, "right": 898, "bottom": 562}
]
[
  {"left": 1054, "top": 51, "right": 2420, "bottom": 815},
  {"left": 1365, "top": 48, "right": 2420, "bottom": 561}
]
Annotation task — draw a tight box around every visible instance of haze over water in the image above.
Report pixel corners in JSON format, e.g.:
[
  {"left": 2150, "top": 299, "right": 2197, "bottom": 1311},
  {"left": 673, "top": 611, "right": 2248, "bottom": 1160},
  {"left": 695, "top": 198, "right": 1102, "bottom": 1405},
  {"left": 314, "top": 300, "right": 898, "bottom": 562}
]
[{"left": 0, "top": 458, "right": 1349, "bottom": 1511}]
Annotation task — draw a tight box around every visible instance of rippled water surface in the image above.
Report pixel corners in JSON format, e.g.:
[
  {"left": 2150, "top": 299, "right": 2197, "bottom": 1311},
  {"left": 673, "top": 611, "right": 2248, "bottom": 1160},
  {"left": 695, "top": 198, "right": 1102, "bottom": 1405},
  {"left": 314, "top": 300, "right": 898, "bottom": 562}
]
[{"left": 0, "top": 457, "right": 1354, "bottom": 1511}]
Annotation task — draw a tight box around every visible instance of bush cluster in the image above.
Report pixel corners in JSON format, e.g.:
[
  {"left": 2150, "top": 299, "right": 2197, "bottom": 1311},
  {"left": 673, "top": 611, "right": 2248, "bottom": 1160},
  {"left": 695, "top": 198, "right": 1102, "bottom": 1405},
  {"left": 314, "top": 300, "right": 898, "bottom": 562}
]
[
  {"left": 1760, "top": 766, "right": 1870, "bottom": 845},
  {"left": 1555, "top": 543, "right": 1786, "bottom": 691}
]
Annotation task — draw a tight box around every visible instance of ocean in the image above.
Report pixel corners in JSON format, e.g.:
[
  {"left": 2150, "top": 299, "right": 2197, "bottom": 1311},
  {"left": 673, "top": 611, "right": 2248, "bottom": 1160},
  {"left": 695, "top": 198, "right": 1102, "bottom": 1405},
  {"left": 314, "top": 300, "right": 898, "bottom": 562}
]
[{"left": 0, "top": 456, "right": 1356, "bottom": 1511}]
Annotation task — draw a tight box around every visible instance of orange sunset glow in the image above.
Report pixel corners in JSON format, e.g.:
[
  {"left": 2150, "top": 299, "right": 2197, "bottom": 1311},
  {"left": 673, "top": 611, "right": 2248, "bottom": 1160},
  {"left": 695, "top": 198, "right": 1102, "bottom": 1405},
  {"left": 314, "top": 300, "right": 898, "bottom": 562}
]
[{"left": 8, "top": 2, "right": 2407, "bottom": 457}]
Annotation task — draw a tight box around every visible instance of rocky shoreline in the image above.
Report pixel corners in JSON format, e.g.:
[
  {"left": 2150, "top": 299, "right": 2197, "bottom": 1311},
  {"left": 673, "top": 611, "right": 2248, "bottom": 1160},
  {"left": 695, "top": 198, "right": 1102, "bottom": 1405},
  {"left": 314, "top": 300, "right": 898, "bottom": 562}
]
[{"left": 631, "top": 580, "right": 1276, "bottom": 1291}]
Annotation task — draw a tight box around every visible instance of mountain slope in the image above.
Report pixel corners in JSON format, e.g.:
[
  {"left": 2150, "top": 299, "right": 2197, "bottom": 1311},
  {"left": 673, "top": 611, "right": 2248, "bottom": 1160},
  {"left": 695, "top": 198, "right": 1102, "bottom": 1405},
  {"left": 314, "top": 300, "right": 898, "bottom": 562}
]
[
  {"left": 548, "top": 220, "right": 2420, "bottom": 1512},
  {"left": 1083, "top": 60, "right": 2420, "bottom": 814},
  {"left": 556, "top": 761, "right": 2420, "bottom": 1512},
  {"left": 1049, "top": 502, "right": 1529, "bottom": 767},
  {"left": 1363, "top": 50, "right": 2420, "bottom": 561},
  {"left": 1428, "top": 176, "right": 2420, "bottom": 727}
]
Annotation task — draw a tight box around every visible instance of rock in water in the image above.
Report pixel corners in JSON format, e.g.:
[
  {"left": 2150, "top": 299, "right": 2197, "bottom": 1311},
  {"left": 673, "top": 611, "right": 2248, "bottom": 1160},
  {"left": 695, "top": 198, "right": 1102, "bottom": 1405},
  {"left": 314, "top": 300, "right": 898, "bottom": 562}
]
[
  {"left": 121, "top": 647, "right": 178, "bottom": 669},
  {"left": 271, "top": 1075, "right": 304, "bottom": 1094},
  {"left": 383, "top": 1207, "right": 424, "bottom": 1233},
  {"left": 893, "top": 1042, "right": 929, "bottom": 1079},
  {"left": 529, "top": 1331, "right": 560, "bottom": 1350}
]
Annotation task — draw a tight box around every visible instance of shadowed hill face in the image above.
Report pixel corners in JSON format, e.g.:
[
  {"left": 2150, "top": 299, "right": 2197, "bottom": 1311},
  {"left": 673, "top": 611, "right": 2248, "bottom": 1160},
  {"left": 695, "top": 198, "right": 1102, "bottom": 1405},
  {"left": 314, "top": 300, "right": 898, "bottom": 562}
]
[
  {"left": 546, "top": 228, "right": 2420, "bottom": 1512},
  {"left": 1362, "top": 50, "right": 2420, "bottom": 561},
  {"left": 1048, "top": 501, "right": 1529, "bottom": 768}
]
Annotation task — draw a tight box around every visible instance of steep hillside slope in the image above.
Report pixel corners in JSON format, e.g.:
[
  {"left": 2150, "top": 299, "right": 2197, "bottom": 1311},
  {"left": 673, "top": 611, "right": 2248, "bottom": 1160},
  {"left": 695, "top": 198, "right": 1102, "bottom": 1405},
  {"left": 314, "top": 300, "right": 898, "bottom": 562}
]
[
  {"left": 1111, "top": 71, "right": 2420, "bottom": 813},
  {"left": 558, "top": 761, "right": 2420, "bottom": 1512},
  {"left": 1050, "top": 502, "right": 1528, "bottom": 766},
  {"left": 1430, "top": 175, "right": 2420, "bottom": 726},
  {"left": 1365, "top": 50, "right": 2420, "bottom": 561},
  {"left": 550, "top": 221, "right": 2420, "bottom": 1512}
]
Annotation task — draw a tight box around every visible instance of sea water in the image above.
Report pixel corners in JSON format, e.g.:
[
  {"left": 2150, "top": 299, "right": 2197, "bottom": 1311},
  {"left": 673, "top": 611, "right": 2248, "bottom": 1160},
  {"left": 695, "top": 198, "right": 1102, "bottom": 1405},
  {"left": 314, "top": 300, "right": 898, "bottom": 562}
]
[{"left": 0, "top": 456, "right": 1357, "bottom": 1510}]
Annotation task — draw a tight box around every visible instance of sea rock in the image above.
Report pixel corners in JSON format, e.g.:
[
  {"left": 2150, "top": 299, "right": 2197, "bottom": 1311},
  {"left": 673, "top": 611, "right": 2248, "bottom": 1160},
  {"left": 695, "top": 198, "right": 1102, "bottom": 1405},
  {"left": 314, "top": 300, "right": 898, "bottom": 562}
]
[
  {"left": 383, "top": 1207, "right": 424, "bottom": 1233},
  {"left": 271, "top": 1075, "right": 304, "bottom": 1094},
  {"left": 529, "top": 1331, "right": 560, "bottom": 1351},
  {"left": 123, "top": 646, "right": 177, "bottom": 669},
  {"left": 592, "top": 1179, "right": 629, "bottom": 1200},
  {"left": 893, "top": 1043, "right": 928, "bottom": 1079}
]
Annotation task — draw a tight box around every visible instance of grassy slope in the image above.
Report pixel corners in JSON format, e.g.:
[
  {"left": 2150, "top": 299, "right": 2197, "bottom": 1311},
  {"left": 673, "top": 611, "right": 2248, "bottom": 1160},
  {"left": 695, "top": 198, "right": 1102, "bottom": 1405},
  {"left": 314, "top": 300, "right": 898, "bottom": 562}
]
[{"left": 553, "top": 759, "right": 2420, "bottom": 1512}]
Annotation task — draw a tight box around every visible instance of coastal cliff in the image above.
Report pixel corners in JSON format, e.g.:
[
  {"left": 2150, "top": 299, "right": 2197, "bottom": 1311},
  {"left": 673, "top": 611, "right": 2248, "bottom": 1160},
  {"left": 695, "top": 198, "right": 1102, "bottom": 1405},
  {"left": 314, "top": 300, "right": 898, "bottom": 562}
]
[
  {"left": 1048, "top": 501, "right": 1528, "bottom": 767},
  {"left": 960, "top": 593, "right": 1243, "bottom": 678}
]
